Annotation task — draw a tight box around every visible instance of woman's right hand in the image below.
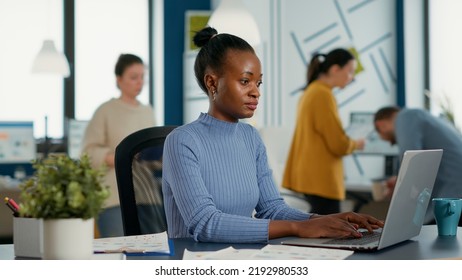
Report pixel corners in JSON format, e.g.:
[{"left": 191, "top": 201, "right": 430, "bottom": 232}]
[
  {"left": 105, "top": 153, "right": 115, "bottom": 167},
  {"left": 354, "top": 138, "right": 365, "bottom": 150},
  {"left": 269, "top": 212, "right": 383, "bottom": 239},
  {"left": 294, "top": 212, "right": 383, "bottom": 238}
]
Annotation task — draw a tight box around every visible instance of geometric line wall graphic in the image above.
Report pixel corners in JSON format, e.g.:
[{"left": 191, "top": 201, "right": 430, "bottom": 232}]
[
  {"left": 334, "top": 0, "right": 353, "bottom": 40},
  {"left": 285, "top": 0, "right": 396, "bottom": 112},
  {"left": 311, "top": 35, "right": 342, "bottom": 57},
  {"left": 358, "top": 32, "right": 393, "bottom": 53},
  {"left": 276, "top": 0, "right": 396, "bottom": 179},
  {"left": 347, "top": 0, "right": 375, "bottom": 14},
  {"left": 303, "top": 22, "right": 338, "bottom": 44},
  {"left": 290, "top": 31, "right": 308, "bottom": 66},
  {"left": 370, "top": 53, "right": 390, "bottom": 93},
  {"left": 338, "top": 88, "right": 366, "bottom": 108},
  {"left": 379, "top": 47, "right": 397, "bottom": 83}
]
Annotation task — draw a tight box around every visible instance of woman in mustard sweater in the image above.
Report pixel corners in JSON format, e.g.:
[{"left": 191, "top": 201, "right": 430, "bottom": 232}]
[{"left": 282, "top": 48, "right": 364, "bottom": 214}]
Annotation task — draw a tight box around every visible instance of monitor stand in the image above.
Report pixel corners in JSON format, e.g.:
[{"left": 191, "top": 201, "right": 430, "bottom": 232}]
[{"left": 384, "top": 155, "right": 399, "bottom": 177}]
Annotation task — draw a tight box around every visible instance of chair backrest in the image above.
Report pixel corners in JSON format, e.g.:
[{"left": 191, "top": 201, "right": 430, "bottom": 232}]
[
  {"left": 259, "top": 126, "right": 311, "bottom": 212},
  {"left": 114, "top": 126, "right": 177, "bottom": 236},
  {"left": 259, "top": 126, "right": 294, "bottom": 187}
]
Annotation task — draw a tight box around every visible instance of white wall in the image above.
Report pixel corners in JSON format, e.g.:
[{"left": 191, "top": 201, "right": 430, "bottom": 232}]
[
  {"left": 186, "top": 0, "right": 415, "bottom": 179},
  {"left": 245, "top": 0, "right": 397, "bottom": 179},
  {"left": 153, "top": 0, "right": 165, "bottom": 125},
  {"left": 429, "top": 0, "right": 462, "bottom": 130},
  {"left": 404, "top": 0, "right": 425, "bottom": 108}
]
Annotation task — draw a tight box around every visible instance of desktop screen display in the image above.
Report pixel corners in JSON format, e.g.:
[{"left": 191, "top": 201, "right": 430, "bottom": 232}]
[
  {"left": 345, "top": 112, "right": 399, "bottom": 156},
  {"left": 0, "top": 121, "right": 36, "bottom": 163},
  {"left": 68, "top": 119, "right": 89, "bottom": 159}
]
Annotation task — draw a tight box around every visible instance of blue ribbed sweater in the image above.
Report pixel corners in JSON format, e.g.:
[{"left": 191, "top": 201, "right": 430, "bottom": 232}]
[{"left": 162, "top": 113, "right": 311, "bottom": 243}]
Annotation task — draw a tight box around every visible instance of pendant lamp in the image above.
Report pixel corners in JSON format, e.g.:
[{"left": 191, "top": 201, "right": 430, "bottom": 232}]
[
  {"left": 31, "top": 39, "right": 70, "bottom": 77},
  {"left": 207, "top": 0, "right": 261, "bottom": 47}
]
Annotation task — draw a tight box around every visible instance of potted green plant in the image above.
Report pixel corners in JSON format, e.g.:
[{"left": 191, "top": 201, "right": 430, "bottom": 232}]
[{"left": 18, "top": 154, "right": 109, "bottom": 259}]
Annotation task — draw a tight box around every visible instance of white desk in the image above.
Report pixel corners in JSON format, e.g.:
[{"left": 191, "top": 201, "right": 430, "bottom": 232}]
[
  {"left": 1, "top": 226, "right": 460, "bottom": 260},
  {"left": 345, "top": 176, "right": 375, "bottom": 192}
]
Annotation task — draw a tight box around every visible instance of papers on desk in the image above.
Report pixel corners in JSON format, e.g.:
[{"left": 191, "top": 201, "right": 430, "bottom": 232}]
[
  {"left": 92, "top": 253, "right": 126, "bottom": 260},
  {"left": 93, "top": 231, "right": 172, "bottom": 256},
  {"left": 183, "top": 244, "right": 353, "bottom": 260},
  {"left": 183, "top": 247, "right": 260, "bottom": 260}
]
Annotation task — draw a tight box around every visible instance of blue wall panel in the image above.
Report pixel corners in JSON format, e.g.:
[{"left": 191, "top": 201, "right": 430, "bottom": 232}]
[{"left": 164, "top": 0, "right": 210, "bottom": 125}]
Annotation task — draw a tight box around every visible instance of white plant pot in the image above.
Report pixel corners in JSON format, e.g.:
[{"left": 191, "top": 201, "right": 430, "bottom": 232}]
[{"left": 42, "top": 218, "right": 94, "bottom": 260}]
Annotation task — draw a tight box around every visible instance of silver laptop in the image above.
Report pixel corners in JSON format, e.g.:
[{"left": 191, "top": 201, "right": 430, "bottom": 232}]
[{"left": 282, "top": 149, "right": 443, "bottom": 251}]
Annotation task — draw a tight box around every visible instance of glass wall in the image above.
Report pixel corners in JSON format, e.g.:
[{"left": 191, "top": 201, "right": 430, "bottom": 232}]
[
  {"left": 0, "top": 0, "right": 150, "bottom": 139},
  {"left": 0, "top": 0, "right": 64, "bottom": 138},
  {"left": 75, "top": 0, "right": 150, "bottom": 121},
  {"left": 429, "top": 0, "right": 462, "bottom": 130}
]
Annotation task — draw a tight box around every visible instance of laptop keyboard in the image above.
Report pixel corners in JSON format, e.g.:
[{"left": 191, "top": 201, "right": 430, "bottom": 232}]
[{"left": 323, "top": 231, "right": 381, "bottom": 245}]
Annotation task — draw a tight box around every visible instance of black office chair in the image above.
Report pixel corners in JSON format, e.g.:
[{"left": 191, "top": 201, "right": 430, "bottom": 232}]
[{"left": 114, "top": 126, "right": 177, "bottom": 236}]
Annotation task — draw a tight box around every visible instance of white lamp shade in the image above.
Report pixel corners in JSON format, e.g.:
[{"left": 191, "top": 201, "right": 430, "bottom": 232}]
[
  {"left": 207, "top": 0, "right": 261, "bottom": 47},
  {"left": 31, "top": 40, "right": 70, "bottom": 77}
]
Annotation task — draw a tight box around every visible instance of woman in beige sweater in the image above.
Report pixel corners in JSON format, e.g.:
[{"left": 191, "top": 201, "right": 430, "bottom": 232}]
[{"left": 82, "top": 54, "right": 155, "bottom": 237}]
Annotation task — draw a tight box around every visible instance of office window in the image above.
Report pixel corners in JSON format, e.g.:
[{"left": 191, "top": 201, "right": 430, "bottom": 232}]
[
  {"left": 75, "top": 0, "right": 150, "bottom": 121},
  {"left": 429, "top": 0, "right": 462, "bottom": 130},
  {"left": 0, "top": 0, "right": 64, "bottom": 138}
]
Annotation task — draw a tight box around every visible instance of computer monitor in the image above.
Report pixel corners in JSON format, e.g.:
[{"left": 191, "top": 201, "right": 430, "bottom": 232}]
[
  {"left": 345, "top": 112, "right": 399, "bottom": 156},
  {"left": 67, "top": 119, "right": 89, "bottom": 160},
  {"left": 0, "top": 121, "right": 36, "bottom": 163}
]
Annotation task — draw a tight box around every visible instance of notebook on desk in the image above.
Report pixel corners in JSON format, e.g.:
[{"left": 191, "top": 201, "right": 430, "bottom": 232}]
[{"left": 282, "top": 149, "right": 443, "bottom": 251}]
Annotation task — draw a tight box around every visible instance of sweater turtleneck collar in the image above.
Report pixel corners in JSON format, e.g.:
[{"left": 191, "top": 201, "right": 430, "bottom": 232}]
[{"left": 198, "top": 113, "right": 239, "bottom": 134}]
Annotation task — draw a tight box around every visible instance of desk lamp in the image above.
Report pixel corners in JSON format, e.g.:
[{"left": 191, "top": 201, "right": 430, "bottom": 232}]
[{"left": 31, "top": 39, "right": 71, "bottom": 157}]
